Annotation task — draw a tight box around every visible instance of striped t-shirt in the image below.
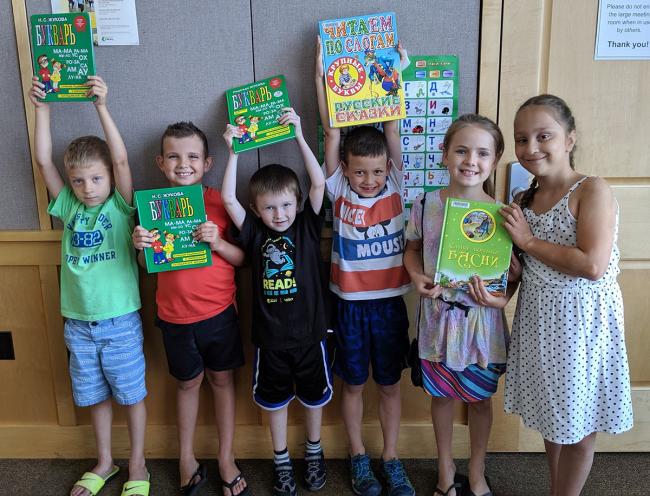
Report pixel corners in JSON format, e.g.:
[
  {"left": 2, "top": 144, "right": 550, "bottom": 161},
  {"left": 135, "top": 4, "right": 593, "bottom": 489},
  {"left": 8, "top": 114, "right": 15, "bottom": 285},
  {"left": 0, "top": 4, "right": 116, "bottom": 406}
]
[{"left": 326, "top": 164, "right": 411, "bottom": 300}]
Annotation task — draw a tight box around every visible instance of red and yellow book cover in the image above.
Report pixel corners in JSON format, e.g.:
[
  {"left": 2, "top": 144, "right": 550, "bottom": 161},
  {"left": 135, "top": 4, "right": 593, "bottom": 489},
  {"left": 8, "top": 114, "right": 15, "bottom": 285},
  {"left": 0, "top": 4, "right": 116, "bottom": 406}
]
[{"left": 318, "top": 12, "right": 406, "bottom": 128}]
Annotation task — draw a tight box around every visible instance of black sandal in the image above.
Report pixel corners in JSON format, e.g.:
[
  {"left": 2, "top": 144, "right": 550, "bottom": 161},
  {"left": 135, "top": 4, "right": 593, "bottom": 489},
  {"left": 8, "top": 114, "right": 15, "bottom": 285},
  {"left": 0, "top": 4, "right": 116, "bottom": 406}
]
[
  {"left": 434, "top": 482, "right": 462, "bottom": 495},
  {"left": 221, "top": 463, "right": 251, "bottom": 496},
  {"left": 180, "top": 463, "right": 207, "bottom": 495}
]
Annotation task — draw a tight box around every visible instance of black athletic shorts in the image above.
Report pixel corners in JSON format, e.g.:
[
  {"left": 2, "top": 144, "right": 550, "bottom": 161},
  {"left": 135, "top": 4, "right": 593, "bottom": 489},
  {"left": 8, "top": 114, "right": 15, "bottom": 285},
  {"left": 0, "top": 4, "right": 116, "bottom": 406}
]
[
  {"left": 156, "top": 304, "right": 244, "bottom": 381},
  {"left": 252, "top": 339, "right": 333, "bottom": 410}
]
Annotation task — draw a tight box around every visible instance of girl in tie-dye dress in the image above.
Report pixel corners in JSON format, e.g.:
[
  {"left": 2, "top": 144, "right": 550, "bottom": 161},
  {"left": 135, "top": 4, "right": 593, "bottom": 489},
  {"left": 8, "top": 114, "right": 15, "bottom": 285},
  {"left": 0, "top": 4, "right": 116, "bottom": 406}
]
[{"left": 405, "top": 114, "right": 520, "bottom": 496}]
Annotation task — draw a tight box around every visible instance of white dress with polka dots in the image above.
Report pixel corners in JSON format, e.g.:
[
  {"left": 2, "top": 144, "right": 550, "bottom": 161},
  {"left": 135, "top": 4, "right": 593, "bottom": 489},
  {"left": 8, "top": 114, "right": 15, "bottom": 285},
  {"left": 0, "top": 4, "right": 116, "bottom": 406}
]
[{"left": 504, "top": 177, "right": 633, "bottom": 444}]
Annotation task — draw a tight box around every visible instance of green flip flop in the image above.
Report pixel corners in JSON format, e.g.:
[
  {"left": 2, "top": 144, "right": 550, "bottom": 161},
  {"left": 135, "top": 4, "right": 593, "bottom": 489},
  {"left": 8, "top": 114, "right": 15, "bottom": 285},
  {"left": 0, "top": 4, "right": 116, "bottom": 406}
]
[
  {"left": 72, "top": 465, "right": 120, "bottom": 496},
  {"left": 121, "top": 472, "right": 151, "bottom": 496}
]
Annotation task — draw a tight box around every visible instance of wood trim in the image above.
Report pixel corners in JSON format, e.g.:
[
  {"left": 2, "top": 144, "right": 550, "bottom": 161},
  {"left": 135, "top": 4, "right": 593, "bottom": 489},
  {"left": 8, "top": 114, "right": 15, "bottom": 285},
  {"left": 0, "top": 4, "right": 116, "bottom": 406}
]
[
  {"left": 0, "top": 230, "right": 62, "bottom": 242},
  {"left": 478, "top": 0, "right": 503, "bottom": 121},
  {"left": 39, "top": 265, "right": 77, "bottom": 426},
  {"left": 11, "top": 0, "right": 52, "bottom": 230},
  {"left": 0, "top": 423, "right": 469, "bottom": 459}
]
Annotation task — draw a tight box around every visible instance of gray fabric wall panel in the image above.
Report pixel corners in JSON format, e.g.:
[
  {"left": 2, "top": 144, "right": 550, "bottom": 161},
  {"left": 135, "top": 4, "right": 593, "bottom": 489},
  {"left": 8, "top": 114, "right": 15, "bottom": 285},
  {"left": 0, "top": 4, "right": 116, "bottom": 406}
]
[
  {"left": 1, "top": 0, "right": 40, "bottom": 229},
  {"left": 253, "top": 0, "right": 480, "bottom": 196},
  {"left": 8, "top": 1, "right": 479, "bottom": 228},
  {"left": 24, "top": 0, "right": 256, "bottom": 204}
]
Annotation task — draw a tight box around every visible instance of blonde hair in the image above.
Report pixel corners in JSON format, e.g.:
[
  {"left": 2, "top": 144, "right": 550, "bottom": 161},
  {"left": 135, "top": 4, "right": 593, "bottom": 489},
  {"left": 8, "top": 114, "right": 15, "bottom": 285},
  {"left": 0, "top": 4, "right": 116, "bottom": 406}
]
[{"left": 63, "top": 135, "right": 112, "bottom": 172}]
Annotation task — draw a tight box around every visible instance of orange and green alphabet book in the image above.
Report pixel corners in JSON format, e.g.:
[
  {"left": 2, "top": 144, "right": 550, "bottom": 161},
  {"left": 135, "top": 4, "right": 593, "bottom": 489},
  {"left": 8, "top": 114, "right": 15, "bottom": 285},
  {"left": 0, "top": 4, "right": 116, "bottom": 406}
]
[
  {"left": 318, "top": 11, "right": 406, "bottom": 128},
  {"left": 226, "top": 75, "right": 295, "bottom": 153},
  {"left": 435, "top": 197, "right": 513, "bottom": 296},
  {"left": 134, "top": 184, "right": 212, "bottom": 274},
  {"left": 31, "top": 12, "right": 96, "bottom": 102}
]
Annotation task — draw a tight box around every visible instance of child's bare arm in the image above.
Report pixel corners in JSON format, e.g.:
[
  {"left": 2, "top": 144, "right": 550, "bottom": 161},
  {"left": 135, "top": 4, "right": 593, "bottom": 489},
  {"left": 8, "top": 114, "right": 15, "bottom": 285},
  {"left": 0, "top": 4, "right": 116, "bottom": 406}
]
[
  {"left": 29, "top": 77, "right": 65, "bottom": 199},
  {"left": 383, "top": 119, "right": 402, "bottom": 171},
  {"left": 314, "top": 36, "right": 341, "bottom": 178},
  {"left": 132, "top": 225, "right": 151, "bottom": 268},
  {"left": 193, "top": 221, "right": 245, "bottom": 267},
  {"left": 279, "top": 108, "right": 325, "bottom": 214},
  {"left": 221, "top": 125, "right": 246, "bottom": 230},
  {"left": 88, "top": 76, "right": 133, "bottom": 205}
]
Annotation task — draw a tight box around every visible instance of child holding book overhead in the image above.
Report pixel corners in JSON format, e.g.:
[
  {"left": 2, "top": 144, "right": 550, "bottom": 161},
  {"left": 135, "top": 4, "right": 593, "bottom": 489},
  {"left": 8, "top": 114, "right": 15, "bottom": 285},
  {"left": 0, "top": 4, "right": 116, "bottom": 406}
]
[
  {"left": 222, "top": 108, "right": 331, "bottom": 496},
  {"left": 29, "top": 76, "right": 150, "bottom": 496},
  {"left": 403, "top": 114, "right": 519, "bottom": 496},
  {"left": 315, "top": 38, "right": 415, "bottom": 496},
  {"left": 502, "top": 95, "right": 633, "bottom": 496},
  {"left": 132, "top": 122, "right": 250, "bottom": 496}
]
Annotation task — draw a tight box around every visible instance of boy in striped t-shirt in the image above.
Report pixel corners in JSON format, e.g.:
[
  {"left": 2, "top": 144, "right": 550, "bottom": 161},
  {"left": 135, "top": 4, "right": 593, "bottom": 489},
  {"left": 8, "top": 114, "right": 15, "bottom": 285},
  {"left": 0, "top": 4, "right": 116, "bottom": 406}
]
[{"left": 315, "top": 40, "right": 414, "bottom": 496}]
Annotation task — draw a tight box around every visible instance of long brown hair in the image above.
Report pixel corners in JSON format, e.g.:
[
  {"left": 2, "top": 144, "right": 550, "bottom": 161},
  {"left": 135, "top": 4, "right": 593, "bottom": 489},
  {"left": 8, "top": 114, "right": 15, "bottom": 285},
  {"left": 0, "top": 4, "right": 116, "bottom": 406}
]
[{"left": 516, "top": 94, "right": 577, "bottom": 209}]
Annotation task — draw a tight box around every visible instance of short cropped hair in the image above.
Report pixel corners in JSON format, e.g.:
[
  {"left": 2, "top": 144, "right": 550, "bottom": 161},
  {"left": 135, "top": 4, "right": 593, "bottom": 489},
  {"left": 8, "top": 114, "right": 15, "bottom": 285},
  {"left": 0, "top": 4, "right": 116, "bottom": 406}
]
[
  {"left": 342, "top": 126, "right": 388, "bottom": 162},
  {"left": 249, "top": 164, "right": 302, "bottom": 206},
  {"left": 160, "top": 121, "right": 209, "bottom": 157},
  {"left": 63, "top": 136, "right": 112, "bottom": 172}
]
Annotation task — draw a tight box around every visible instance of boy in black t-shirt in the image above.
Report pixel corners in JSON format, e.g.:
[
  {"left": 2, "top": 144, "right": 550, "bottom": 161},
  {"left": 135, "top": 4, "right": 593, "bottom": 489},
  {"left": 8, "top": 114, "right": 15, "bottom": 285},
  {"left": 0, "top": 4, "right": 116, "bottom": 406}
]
[{"left": 222, "top": 108, "right": 331, "bottom": 496}]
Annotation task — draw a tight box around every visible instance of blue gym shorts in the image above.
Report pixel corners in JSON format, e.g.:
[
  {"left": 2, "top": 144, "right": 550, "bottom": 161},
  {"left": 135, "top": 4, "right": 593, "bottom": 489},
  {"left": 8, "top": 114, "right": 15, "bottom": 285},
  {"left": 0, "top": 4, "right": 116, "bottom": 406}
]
[
  {"left": 333, "top": 295, "right": 410, "bottom": 386},
  {"left": 64, "top": 311, "right": 147, "bottom": 407}
]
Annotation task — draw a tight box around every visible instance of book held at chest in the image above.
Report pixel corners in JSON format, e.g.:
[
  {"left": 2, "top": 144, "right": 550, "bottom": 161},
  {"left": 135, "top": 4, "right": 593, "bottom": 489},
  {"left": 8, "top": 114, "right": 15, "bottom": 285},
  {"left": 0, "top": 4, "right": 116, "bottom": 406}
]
[
  {"left": 31, "top": 12, "right": 96, "bottom": 102},
  {"left": 435, "top": 198, "right": 513, "bottom": 295},
  {"left": 134, "top": 184, "right": 212, "bottom": 274},
  {"left": 226, "top": 75, "right": 295, "bottom": 153},
  {"left": 318, "top": 11, "right": 406, "bottom": 127}
]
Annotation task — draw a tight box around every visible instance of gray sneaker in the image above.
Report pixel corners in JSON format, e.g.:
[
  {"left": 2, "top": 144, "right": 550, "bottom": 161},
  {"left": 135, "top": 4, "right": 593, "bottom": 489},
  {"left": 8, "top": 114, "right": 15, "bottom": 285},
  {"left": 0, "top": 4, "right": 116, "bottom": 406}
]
[
  {"left": 273, "top": 460, "right": 297, "bottom": 496},
  {"left": 350, "top": 454, "right": 382, "bottom": 496},
  {"left": 304, "top": 449, "right": 326, "bottom": 491}
]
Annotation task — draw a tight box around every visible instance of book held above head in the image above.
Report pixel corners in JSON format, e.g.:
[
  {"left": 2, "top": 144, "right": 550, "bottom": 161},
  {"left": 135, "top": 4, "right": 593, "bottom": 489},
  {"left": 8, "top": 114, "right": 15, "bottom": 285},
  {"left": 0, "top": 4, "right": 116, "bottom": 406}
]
[
  {"left": 31, "top": 12, "right": 96, "bottom": 102},
  {"left": 318, "top": 12, "right": 406, "bottom": 127},
  {"left": 225, "top": 75, "right": 295, "bottom": 153},
  {"left": 435, "top": 197, "right": 513, "bottom": 296}
]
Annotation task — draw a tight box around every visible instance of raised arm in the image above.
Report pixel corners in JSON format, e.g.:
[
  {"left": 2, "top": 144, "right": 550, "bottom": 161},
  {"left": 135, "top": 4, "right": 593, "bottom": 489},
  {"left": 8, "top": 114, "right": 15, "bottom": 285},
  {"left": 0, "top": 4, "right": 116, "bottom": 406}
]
[
  {"left": 29, "top": 77, "right": 64, "bottom": 199},
  {"left": 221, "top": 125, "right": 246, "bottom": 229},
  {"left": 501, "top": 177, "right": 616, "bottom": 280},
  {"left": 88, "top": 76, "right": 133, "bottom": 205},
  {"left": 382, "top": 41, "right": 409, "bottom": 170},
  {"left": 314, "top": 36, "right": 341, "bottom": 178},
  {"left": 278, "top": 108, "right": 325, "bottom": 213}
]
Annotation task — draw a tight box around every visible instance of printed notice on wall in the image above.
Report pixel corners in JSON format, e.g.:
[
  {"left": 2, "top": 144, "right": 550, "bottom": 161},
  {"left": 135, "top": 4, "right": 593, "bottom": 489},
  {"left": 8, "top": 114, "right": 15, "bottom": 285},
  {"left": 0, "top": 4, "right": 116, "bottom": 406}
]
[
  {"left": 95, "top": 0, "right": 139, "bottom": 46},
  {"left": 595, "top": 1, "right": 650, "bottom": 59}
]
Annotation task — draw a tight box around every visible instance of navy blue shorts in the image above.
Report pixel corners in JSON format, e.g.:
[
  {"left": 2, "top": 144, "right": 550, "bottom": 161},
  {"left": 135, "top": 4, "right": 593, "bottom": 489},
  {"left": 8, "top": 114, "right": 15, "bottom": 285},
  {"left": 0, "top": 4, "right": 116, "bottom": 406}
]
[{"left": 333, "top": 296, "right": 409, "bottom": 386}]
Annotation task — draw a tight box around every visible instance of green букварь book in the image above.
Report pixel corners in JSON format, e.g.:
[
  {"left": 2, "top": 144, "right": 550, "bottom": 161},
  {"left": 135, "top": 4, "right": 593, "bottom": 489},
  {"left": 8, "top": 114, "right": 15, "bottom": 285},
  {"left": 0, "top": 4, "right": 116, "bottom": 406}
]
[
  {"left": 435, "top": 197, "right": 512, "bottom": 295},
  {"left": 226, "top": 75, "right": 295, "bottom": 153},
  {"left": 31, "top": 12, "right": 96, "bottom": 102},
  {"left": 134, "top": 184, "right": 212, "bottom": 274}
]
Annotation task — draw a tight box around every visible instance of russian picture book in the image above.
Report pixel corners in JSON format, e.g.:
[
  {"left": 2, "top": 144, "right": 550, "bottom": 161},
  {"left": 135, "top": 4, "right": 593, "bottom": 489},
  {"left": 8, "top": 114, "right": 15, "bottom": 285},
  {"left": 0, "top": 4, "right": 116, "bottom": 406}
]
[
  {"left": 318, "top": 11, "right": 406, "bottom": 127},
  {"left": 31, "top": 12, "right": 96, "bottom": 102},
  {"left": 134, "top": 184, "right": 212, "bottom": 274},
  {"left": 435, "top": 197, "right": 512, "bottom": 295},
  {"left": 226, "top": 75, "right": 295, "bottom": 153}
]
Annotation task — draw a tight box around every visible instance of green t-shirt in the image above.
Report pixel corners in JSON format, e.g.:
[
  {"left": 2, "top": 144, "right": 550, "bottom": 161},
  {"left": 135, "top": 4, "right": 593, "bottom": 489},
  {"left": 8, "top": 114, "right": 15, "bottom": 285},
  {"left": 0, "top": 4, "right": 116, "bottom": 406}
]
[{"left": 48, "top": 186, "right": 141, "bottom": 320}]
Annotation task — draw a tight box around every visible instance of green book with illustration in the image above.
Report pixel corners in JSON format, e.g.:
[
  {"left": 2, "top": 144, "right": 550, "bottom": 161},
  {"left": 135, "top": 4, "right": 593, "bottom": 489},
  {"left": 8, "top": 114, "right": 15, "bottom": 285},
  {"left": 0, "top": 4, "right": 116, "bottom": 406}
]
[
  {"left": 31, "top": 12, "right": 96, "bottom": 102},
  {"left": 435, "top": 197, "right": 512, "bottom": 295},
  {"left": 134, "top": 184, "right": 212, "bottom": 274},
  {"left": 226, "top": 75, "right": 295, "bottom": 153}
]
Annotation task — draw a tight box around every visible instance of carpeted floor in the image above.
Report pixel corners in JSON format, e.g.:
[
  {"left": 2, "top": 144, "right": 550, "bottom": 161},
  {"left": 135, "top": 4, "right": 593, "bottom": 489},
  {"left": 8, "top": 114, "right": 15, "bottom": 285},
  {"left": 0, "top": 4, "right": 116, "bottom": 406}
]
[{"left": 1, "top": 453, "right": 648, "bottom": 495}]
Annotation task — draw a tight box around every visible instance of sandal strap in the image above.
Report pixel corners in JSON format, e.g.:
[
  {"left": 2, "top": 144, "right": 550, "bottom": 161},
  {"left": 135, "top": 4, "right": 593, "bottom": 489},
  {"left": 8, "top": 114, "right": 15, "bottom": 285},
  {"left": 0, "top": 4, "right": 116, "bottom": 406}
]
[
  {"left": 121, "top": 478, "right": 150, "bottom": 496},
  {"left": 434, "top": 482, "right": 462, "bottom": 495},
  {"left": 222, "top": 472, "right": 243, "bottom": 489},
  {"left": 74, "top": 472, "right": 107, "bottom": 495}
]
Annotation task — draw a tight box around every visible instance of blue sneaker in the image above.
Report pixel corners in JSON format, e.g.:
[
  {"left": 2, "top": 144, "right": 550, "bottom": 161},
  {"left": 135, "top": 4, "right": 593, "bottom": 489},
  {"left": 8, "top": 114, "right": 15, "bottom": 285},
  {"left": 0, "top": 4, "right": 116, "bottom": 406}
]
[
  {"left": 273, "top": 460, "right": 297, "bottom": 496},
  {"left": 350, "top": 454, "right": 382, "bottom": 496},
  {"left": 382, "top": 458, "right": 415, "bottom": 496},
  {"left": 304, "top": 449, "right": 327, "bottom": 491}
]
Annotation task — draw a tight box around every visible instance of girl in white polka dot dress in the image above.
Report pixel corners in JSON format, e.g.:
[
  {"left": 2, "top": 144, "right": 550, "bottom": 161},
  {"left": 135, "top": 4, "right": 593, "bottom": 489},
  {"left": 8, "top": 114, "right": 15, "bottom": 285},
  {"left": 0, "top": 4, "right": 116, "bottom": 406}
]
[{"left": 501, "top": 95, "right": 633, "bottom": 496}]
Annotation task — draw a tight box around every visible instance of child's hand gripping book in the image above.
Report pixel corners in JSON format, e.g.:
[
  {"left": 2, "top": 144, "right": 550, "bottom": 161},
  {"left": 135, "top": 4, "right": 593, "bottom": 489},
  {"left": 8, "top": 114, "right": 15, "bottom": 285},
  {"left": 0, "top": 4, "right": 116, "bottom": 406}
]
[
  {"left": 31, "top": 12, "right": 96, "bottom": 102},
  {"left": 318, "top": 11, "right": 406, "bottom": 128},
  {"left": 225, "top": 75, "right": 295, "bottom": 153},
  {"left": 435, "top": 197, "right": 513, "bottom": 296},
  {"left": 134, "top": 184, "right": 213, "bottom": 274}
]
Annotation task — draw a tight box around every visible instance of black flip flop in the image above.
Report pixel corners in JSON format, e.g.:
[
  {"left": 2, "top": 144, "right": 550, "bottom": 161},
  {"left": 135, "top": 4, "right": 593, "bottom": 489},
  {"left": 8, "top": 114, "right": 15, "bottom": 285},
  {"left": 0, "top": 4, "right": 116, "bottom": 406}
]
[
  {"left": 180, "top": 463, "right": 207, "bottom": 496},
  {"left": 221, "top": 462, "right": 251, "bottom": 496}
]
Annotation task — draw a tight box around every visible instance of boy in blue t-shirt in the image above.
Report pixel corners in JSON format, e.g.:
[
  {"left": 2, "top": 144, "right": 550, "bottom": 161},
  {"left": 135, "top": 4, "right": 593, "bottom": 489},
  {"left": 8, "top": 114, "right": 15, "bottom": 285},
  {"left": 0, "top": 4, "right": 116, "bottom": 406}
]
[{"left": 30, "top": 76, "right": 149, "bottom": 496}]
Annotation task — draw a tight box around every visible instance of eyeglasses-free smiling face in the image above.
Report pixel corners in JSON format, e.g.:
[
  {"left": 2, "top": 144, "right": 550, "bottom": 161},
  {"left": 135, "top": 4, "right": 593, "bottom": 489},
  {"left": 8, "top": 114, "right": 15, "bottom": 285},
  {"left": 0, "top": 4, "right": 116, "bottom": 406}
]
[
  {"left": 156, "top": 135, "right": 212, "bottom": 186},
  {"left": 442, "top": 124, "right": 498, "bottom": 187},
  {"left": 252, "top": 189, "right": 298, "bottom": 232},
  {"left": 513, "top": 105, "right": 576, "bottom": 176},
  {"left": 67, "top": 161, "right": 112, "bottom": 207},
  {"left": 342, "top": 153, "right": 390, "bottom": 198}
]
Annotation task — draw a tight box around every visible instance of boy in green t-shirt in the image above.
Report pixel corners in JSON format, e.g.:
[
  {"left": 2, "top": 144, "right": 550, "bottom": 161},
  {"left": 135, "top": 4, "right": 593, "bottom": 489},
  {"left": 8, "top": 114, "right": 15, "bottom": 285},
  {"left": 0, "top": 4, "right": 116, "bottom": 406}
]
[{"left": 30, "top": 76, "right": 150, "bottom": 496}]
